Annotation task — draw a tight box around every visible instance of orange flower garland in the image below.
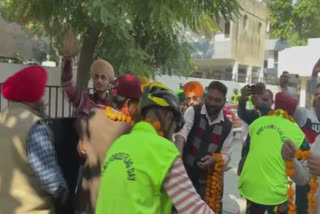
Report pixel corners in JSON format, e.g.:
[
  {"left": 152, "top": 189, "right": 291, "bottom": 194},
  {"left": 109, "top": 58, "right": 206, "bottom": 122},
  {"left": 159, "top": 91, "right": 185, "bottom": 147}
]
[
  {"left": 308, "top": 176, "right": 318, "bottom": 213},
  {"left": 269, "top": 110, "right": 318, "bottom": 213},
  {"left": 285, "top": 160, "right": 297, "bottom": 214},
  {"left": 285, "top": 150, "right": 318, "bottom": 214},
  {"left": 105, "top": 106, "right": 134, "bottom": 125},
  {"left": 268, "top": 109, "right": 295, "bottom": 123},
  {"left": 143, "top": 118, "right": 165, "bottom": 137},
  {"left": 205, "top": 153, "right": 224, "bottom": 214}
]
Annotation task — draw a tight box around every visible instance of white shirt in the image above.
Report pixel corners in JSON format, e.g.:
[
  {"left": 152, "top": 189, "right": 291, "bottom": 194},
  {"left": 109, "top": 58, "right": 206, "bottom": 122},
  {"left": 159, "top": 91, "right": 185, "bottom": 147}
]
[
  {"left": 293, "top": 106, "right": 320, "bottom": 144},
  {"left": 176, "top": 105, "right": 233, "bottom": 165}
]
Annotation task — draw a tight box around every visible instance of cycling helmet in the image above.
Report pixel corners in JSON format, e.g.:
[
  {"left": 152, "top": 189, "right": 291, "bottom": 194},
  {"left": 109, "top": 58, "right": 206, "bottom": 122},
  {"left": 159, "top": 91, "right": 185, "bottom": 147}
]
[{"left": 139, "top": 82, "right": 182, "bottom": 124}]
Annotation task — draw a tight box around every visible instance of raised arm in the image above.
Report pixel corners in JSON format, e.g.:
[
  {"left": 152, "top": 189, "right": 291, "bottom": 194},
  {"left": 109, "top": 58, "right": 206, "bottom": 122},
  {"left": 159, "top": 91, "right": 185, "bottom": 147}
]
[
  {"left": 311, "top": 58, "right": 320, "bottom": 94},
  {"left": 237, "top": 86, "right": 259, "bottom": 125},
  {"left": 61, "top": 27, "right": 89, "bottom": 113},
  {"left": 61, "top": 57, "right": 86, "bottom": 109}
]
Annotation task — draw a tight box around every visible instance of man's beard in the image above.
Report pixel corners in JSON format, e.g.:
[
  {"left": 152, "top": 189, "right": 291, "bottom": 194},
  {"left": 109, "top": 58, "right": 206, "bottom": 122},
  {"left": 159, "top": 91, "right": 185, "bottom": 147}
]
[{"left": 205, "top": 104, "right": 223, "bottom": 117}]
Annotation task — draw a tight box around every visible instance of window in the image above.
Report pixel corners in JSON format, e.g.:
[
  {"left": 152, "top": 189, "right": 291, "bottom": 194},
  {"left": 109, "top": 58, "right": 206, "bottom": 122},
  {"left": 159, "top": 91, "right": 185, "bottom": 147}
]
[
  {"left": 243, "top": 15, "right": 248, "bottom": 30},
  {"left": 191, "top": 71, "right": 203, "bottom": 78},
  {"left": 225, "top": 22, "right": 230, "bottom": 38},
  {"left": 274, "top": 51, "right": 279, "bottom": 69},
  {"left": 258, "top": 22, "right": 262, "bottom": 33},
  {"left": 266, "top": 21, "right": 270, "bottom": 33}
]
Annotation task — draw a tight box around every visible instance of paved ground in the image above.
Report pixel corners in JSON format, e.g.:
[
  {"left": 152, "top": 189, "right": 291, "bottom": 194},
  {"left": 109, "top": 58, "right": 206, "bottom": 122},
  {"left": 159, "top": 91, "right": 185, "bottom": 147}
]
[{"left": 222, "top": 137, "right": 247, "bottom": 214}]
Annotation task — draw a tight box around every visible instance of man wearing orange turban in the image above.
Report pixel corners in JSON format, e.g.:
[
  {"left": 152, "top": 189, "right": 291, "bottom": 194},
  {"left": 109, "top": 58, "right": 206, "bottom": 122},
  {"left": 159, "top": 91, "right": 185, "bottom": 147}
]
[{"left": 183, "top": 81, "right": 204, "bottom": 107}]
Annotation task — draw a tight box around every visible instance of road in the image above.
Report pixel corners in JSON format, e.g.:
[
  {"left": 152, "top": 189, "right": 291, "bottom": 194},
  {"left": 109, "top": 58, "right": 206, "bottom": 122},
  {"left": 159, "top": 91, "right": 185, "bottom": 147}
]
[{"left": 222, "top": 137, "right": 246, "bottom": 214}]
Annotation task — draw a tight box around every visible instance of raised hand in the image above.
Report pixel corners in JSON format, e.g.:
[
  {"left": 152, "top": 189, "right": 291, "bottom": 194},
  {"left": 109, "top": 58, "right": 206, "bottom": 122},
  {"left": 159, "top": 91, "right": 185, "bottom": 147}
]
[
  {"left": 240, "top": 85, "right": 251, "bottom": 102},
  {"left": 62, "top": 25, "right": 80, "bottom": 57},
  {"left": 280, "top": 72, "right": 290, "bottom": 89},
  {"left": 312, "top": 58, "right": 320, "bottom": 77}
]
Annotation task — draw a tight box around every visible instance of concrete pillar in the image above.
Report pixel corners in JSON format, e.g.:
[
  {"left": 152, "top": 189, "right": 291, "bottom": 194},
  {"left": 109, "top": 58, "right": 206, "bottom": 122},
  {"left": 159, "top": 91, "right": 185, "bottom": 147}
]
[
  {"left": 299, "top": 77, "right": 307, "bottom": 108},
  {"left": 232, "top": 61, "right": 239, "bottom": 82},
  {"left": 246, "top": 65, "right": 252, "bottom": 84}
]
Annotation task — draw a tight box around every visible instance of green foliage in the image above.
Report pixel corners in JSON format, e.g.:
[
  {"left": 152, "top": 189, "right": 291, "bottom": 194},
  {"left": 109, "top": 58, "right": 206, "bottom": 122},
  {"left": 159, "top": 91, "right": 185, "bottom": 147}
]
[
  {"left": 267, "top": 0, "right": 320, "bottom": 45},
  {"left": 1, "top": 0, "right": 239, "bottom": 77}
]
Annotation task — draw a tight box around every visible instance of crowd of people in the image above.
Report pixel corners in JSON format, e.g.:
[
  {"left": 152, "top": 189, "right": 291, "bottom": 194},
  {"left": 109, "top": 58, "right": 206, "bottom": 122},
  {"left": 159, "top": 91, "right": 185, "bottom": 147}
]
[{"left": 1, "top": 33, "right": 320, "bottom": 214}]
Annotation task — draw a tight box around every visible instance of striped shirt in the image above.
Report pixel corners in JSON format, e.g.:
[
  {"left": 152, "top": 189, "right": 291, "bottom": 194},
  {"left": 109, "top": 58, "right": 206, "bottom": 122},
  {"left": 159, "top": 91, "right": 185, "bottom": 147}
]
[{"left": 164, "top": 158, "right": 214, "bottom": 214}]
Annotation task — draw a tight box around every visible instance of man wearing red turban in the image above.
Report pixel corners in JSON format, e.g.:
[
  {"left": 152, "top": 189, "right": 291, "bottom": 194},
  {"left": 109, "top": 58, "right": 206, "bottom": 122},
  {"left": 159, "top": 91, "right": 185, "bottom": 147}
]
[{"left": 0, "top": 66, "right": 68, "bottom": 214}]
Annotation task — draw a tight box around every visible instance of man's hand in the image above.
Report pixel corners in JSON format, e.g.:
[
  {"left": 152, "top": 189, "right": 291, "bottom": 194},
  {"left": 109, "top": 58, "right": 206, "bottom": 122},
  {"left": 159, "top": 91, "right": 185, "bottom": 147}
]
[
  {"left": 312, "top": 58, "right": 320, "bottom": 77},
  {"left": 280, "top": 72, "right": 290, "bottom": 90},
  {"left": 240, "top": 85, "right": 251, "bottom": 102},
  {"left": 77, "top": 142, "right": 87, "bottom": 165},
  {"left": 197, "top": 155, "right": 216, "bottom": 170},
  {"left": 281, "top": 141, "right": 296, "bottom": 160},
  {"left": 62, "top": 25, "right": 79, "bottom": 57},
  {"left": 308, "top": 154, "right": 320, "bottom": 176}
]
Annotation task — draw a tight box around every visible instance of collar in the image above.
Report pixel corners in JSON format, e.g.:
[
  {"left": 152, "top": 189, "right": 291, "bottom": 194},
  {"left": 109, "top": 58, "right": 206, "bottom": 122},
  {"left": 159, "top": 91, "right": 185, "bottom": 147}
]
[
  {"left": 8, "top": 101, "right": 41, "bottom": 116},
  {"left": 200, "top": 104, "right": 224, "bottom": 125},
  {"left": 132, "top": 121, "right": 158, "bottom": 135},
  {"left": 93, "top": 92, "right": 109, "bottom": 103}
]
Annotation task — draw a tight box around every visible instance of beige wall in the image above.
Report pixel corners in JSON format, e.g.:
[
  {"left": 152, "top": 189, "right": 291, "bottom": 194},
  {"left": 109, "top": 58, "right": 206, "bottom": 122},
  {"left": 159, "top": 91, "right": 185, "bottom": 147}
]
[{"left": 231, "top": 0, "right": 268, "bottom": 67}]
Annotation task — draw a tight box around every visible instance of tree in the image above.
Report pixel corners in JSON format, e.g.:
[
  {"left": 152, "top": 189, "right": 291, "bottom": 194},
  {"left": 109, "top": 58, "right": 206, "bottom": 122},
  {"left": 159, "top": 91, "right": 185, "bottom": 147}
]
[
  {"left": 266, "top": 0, "right": 320, "bottom": 45},
  {"left": 0, "top": 0, "right": 239, "bottom": 89}
]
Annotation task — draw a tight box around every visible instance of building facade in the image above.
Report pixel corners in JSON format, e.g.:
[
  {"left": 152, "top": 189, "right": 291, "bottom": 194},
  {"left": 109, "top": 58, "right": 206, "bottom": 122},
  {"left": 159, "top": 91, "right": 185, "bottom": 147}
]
[
  {"left": 263, "top": 39, "right": 289, "bottom": 85},
  {"left": 278, "top": 38, "right": 320, "bottom": 107},
  {"left": 191, "top": 0, "right": 269, "bottom": 84}
]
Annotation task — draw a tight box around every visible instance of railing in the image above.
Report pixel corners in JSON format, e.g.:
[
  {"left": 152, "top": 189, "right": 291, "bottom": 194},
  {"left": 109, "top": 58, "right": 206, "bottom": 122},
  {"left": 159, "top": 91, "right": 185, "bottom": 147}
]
[
  {"left": 45, "top": 85, "right": 75, "bottom": 118},
  {"left": 0, "top": 83, "right": 93, "bottom": 118}
]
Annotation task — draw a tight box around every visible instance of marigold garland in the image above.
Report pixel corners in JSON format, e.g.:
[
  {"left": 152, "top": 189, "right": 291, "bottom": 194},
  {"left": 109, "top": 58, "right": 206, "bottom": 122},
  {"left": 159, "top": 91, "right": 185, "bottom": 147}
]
[
  {"left": 205, "top": 153, "right": 224, "bottom": 214},
  {"left": 268, "top": 110, "right": 295, "bottom": 123},
  {"left": 285, "top": 150, "right": 318, "bottom": 214},
  {"left": 143, "top": 118, "right": 165, "bottom": 137},
  {"left": 105, "top": 106, "right": 134, "bottom": 125},
  {"left": 285, "top": 159, "right": 297, "bottom": 214},
  {"left": 269, "top": 110, "right": 317, "bottom": 213}
]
